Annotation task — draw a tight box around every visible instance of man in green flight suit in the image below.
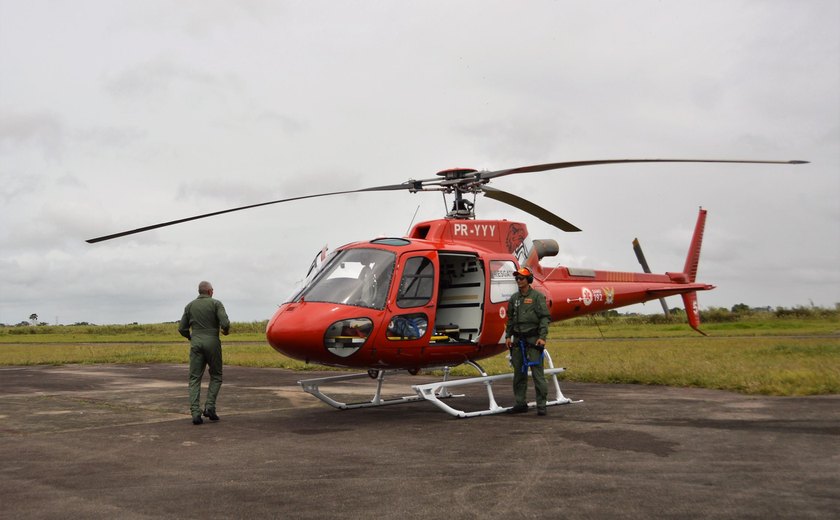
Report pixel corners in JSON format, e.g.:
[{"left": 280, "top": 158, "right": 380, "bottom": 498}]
[
  {"left": 504, "top": 267, "right": 551, "bottom": 416},
  {"left": 179, "top": 281, "right": 230, "bottom": 425}
]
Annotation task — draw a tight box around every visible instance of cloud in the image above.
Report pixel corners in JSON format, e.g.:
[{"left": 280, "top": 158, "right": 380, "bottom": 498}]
[
  {"left": 0, "top": 1, "right": 838, "bottom": 325},
  {"left": 105, "top": 57, "right": 242, "bottom": 101},
  {"left": 0, "top": 111, "right": 64, "bottom": 157}
]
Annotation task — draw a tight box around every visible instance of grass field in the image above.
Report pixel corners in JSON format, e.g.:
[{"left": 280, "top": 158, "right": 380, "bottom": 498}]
[{"left": 1, "top": 315, "right": 838, "bottom": 396}]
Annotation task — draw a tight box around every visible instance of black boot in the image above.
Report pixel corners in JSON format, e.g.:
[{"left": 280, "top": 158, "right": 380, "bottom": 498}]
[
  {"left": 509, "top": 404, "right": 528, "bottom": 414},
  {"left": 192, "top": 415, "right": 203, "bottom": 425},
  {"left": 203, "top": 408, "right": 220, "bottom": 421}
]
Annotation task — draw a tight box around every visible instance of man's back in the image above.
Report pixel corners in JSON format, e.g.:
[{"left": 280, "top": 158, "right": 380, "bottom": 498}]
[{"left": 179, "top": 295, "right": 229, "bottom": 338}]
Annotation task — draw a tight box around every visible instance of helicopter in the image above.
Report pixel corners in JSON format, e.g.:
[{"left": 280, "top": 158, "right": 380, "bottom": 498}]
[{"left": 87, "top": 158, "right": 806, "bottom": 417}]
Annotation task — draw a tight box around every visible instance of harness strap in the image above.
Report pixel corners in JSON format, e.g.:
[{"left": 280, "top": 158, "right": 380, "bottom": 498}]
[{"left": 518, "top": 338, "right": 545, "bottom": 374}]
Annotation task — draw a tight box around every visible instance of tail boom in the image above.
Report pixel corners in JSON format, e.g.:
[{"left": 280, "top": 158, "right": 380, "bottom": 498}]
[{"left": 539, "top": 208, "right": 714, "bottom": 334}]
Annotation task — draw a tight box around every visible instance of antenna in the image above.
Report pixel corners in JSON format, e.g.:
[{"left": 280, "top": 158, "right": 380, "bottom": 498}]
[{"left": 405, "top": 204, "right": 421, "bottom": 235}]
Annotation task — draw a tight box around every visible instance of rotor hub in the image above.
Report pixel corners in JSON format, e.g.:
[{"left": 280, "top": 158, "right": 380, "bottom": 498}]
[{"left": 435, "top": 168, "right": 478, "bottom": 180}]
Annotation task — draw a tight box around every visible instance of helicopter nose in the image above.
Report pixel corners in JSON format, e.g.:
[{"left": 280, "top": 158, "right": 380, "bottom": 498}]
[
  {"left": 265, "top": 303, "right": 312, "bottom": 361},
  {"left": 265, "top": 303, "right": 374, "bottom": 364}
]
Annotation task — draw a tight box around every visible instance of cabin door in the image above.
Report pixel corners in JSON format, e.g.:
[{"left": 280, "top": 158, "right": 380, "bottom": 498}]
[{"left": 435, "top": 253, "right": 485, "bottom": 343}]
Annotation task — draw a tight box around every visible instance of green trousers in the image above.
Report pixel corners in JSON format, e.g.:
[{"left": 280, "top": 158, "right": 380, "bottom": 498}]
[
  {"left": 189, "top": 336, "right": 223, "bottom": 416},
  {"left": 510, "top": 339, "right": 547, "bottom": 409}
]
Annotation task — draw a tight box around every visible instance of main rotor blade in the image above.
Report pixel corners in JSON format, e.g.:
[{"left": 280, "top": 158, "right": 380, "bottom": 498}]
[
  {"left": 86, "top": 183, "right": 410, "bottom": 243},
  {"left": 480, "top": 159, "right": 808, "bottom": 181},
  {"left": 481, "top": 186, "right": 581, "bottom": 232}
]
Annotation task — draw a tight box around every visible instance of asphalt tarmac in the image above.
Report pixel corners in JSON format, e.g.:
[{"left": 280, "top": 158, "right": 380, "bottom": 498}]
[{"left": 1, "top": 364, "right": 838, "bottom": 519}]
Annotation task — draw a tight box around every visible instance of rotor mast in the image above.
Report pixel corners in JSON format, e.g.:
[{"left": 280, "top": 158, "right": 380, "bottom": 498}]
[{"left": 436, "top": 167, "right": 481, "bottom": 220}]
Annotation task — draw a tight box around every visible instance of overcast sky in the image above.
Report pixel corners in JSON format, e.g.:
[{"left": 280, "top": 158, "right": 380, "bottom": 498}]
[{"left": 1, "top": 0, "right": 838, "bottom": 326}]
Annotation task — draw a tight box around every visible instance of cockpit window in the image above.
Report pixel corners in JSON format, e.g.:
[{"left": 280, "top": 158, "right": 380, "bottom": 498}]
[{"left": 296, "top": 248, "right": 395, "bottom": 309}]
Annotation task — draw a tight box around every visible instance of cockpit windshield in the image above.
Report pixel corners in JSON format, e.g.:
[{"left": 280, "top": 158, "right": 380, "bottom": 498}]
[{"left": 295, "top": 248, "right": 395, "bottom": 309}]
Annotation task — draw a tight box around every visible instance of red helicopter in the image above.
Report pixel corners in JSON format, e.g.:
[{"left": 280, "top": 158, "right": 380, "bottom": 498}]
[{"left": 88, "top": 158, "right": 805, "bottom": 417}]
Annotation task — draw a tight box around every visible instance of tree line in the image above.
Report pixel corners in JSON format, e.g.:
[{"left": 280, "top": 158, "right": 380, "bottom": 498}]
[{"left": 3, "top": 303, "right": 838, "bottom": 328}]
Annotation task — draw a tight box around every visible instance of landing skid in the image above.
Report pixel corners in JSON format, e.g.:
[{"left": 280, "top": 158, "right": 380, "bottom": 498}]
[
  {"left": 298, "top": 369, "right": 435, "bottom": 410},
  {"left": 413, "top": 352, "right": 581, "bottom": 418},
  {"left": 298, "top": 352, "right": 580, "bottom": 417}
]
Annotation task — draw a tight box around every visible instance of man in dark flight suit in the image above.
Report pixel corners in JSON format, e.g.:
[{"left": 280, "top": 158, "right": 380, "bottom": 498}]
[
  {"left": 179, "top": 281, "right": 230, "bottom": 425},
  {"left": 504, "top": 267, "right": 550, "bottom": 416}
]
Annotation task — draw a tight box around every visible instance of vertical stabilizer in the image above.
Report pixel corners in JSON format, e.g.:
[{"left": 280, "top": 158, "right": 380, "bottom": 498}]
[
  {"left": 683, "top": 208, "right": 707, "bottom": 283},
  {"left": 681, "top": 208, "right": 709, "bottom": 335},
  {"left": 682, "top": 291, "right": 707, "bottom": 336}
]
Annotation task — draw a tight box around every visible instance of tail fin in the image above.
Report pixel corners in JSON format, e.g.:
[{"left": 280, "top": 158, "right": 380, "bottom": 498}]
[
  {"left": 683, "top": 207, "right": 707, "bottom": 283},
  {"left": 683, "top": 208, "right": 709, "bottom": 335},
  {"left": 682, "top": 291, "right": 707, "bottom": 336}
]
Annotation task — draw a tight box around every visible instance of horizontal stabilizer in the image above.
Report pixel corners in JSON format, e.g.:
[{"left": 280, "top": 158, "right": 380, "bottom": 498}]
[{"left": 646, "top": 284, "right": 715, "bottom": 295}]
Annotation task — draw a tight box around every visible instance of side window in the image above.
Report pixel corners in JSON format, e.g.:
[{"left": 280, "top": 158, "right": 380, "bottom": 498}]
[
  {"left": 387, "top": 313, "right": 429, "bottom": 340},
  {"left": 396, "top": 257, "right": 435, "bottom": 308},
  {"left": 490, "top": 260, "right": 517, "bottom": 303}
]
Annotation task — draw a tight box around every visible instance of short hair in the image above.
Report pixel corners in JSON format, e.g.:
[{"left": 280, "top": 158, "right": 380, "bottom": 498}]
[{"left": 198, "top": 281, "right": 213, "bottom": 295}]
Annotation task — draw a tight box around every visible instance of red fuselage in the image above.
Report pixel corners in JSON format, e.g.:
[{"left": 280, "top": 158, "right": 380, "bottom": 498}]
[{"left": 266, "top": 213, "right": 712, "bottom": 370}]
